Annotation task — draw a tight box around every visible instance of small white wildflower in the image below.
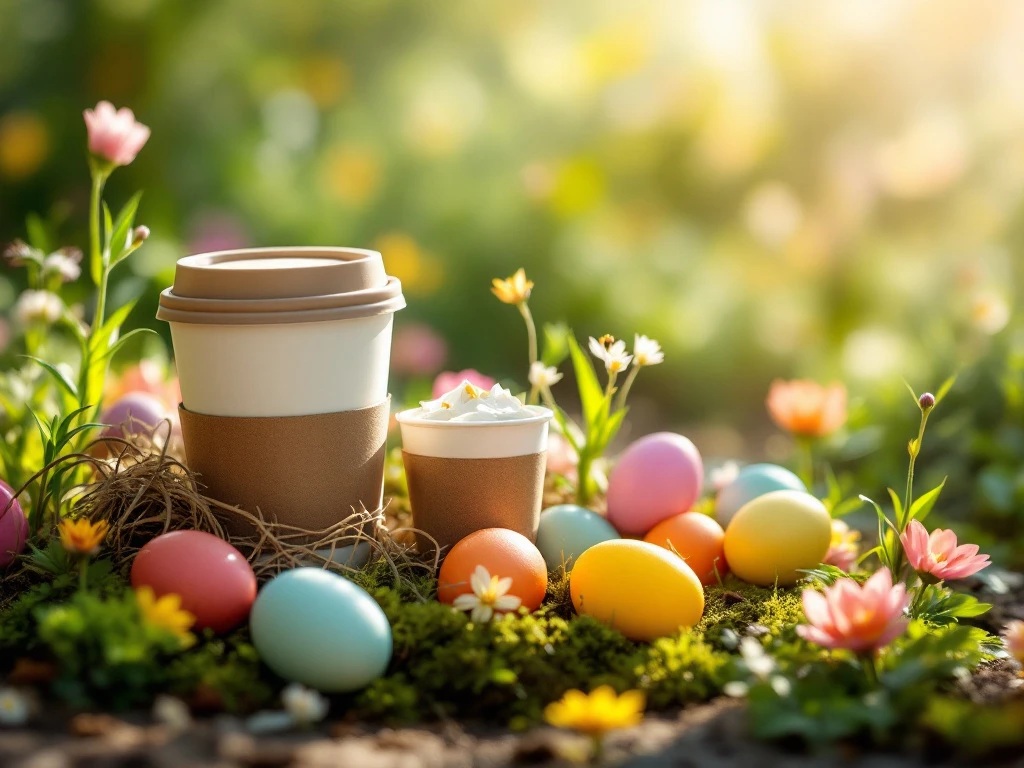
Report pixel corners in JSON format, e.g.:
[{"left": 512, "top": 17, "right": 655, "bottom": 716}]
[
  {"left": 588, "top": 336, "right": 632, "bottom": 374},
  {"left": 739, "top": 637, "right": 775, "bottom": 680},
  {"left": 0, "top": 687, "right": 30, "bottom": 726},
  {"left": 769, "top": 675, "right": 792, "bottom": 696},
  {"left": 281, "top": 683, "right": 329, "bottom": 725},
  {"left": 42, "top": 253, "right": 82, "bottom": 283},
  {"left": 719, "top": 628, "right": 740, "bottom": 650},
  {"left": 722, "top": 681, "right": 749, "bottom": 698},
  {"left": 451, "top": 565, "right": 522, "bottom": 624},
  {"left": 14, "top": 290, "right": 63, "bottom": 326},
  {"left": 152, "top": 695, "right": 192, "bottom": 732},
  {"left": 631, "top": 334, "right": 664, "bottom": 367},
  {"left": 528, "top": 361, "right": 563, "bottom": 389}
]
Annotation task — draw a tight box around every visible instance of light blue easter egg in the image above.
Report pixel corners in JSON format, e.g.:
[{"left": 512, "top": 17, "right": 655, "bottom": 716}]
[
  {"left": 536, "top": 504, "right": 621, "bottom": 572},
  {"left": 715, "top": 464, "right": 808, "bottom": 528},
  {"left": 250, "top": 568, "right": 392, "bottom": 692}
]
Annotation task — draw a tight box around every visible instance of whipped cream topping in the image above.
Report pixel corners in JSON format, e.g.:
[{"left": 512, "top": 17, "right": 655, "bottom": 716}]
[{"left": 406, "top": 380, "right": 538, "bottom": 422}]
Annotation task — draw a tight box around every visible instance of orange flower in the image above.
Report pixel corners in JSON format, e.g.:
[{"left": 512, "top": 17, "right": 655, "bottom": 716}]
[
  {"left": 58, "top": 518, "right": 109, "bottom": 555},
  {"left": 766, "top": 380, "right": 847, "bottom": 438}
]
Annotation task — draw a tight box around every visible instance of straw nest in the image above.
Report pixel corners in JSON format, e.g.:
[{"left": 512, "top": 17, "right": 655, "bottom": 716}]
[{"left": 19, "top": 422, "right": 439, "bottom": 599}]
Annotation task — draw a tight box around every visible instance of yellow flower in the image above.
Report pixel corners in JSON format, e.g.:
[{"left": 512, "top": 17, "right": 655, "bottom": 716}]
[
  {"left": 58, "top": 518, "right": 110, "bottom": 556},
  {"left": 491, "top": 268, "right": 533, "bottom": 305},
  {"left": 544, "top": 686, "right": 645, "bottom": 737},
  {"left": 136, "top": 586, "right": 196, "bottom": 646}
]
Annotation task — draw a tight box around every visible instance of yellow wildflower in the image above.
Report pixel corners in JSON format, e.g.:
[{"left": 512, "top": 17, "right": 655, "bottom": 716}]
[
  {"left": 136, "top": 587, "right": 196, "bottom": 646},
  {"left": 491, "top": 268, "right": 533, "bottom": 305},
  {"left": 58, "top": 518, "right": 109, "bottom": 555},
  {"left": 545, "top": 685, "right": 645, "bottom": 737}
]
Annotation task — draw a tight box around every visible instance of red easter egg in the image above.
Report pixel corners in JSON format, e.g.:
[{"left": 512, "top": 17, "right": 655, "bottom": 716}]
[{"left": 132, "top": 530, "right": 256, "bottom": 633}]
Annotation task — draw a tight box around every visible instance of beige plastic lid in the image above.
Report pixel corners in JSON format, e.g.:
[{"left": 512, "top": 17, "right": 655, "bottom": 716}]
[{"left": 156, "top": 247, "right": 405, "bottom": 325}]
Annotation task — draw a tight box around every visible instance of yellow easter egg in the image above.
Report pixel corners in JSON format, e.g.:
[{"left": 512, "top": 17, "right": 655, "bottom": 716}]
[
  {"left": 723, "top": 490, "right": 831, "bottom": 586},
  {"left": 570, "top": 539, "right": 705, "bottom": 641}
]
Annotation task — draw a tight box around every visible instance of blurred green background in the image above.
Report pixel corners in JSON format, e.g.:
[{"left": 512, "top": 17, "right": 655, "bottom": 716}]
[{"left": 2, "top": 0, "right": 1023, "bottom": 561}]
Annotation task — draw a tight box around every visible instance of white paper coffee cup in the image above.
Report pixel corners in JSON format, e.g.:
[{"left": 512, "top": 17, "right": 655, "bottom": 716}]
[{"left": 157, "top": 247, "right": 405, "bottom": 418}]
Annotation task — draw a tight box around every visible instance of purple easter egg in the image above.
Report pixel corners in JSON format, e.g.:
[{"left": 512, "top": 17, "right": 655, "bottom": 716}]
[
  {"left": 1, "top": 480, "right": 28, "bottom": 568},
  {"left": 101, "top": 392, "right": 169, "bottom": 439},
  {"left": 606, "top": 432, "right": 704, "bottom": 537}
]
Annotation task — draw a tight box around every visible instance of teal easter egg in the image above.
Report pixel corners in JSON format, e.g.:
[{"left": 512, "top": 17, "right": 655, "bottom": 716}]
[
  {"left": 715, "top": 464, "right": 807, "bottom": 527},
  {"left": 536, "top": 504, "right": 620, "bottom": 572},
  {"left": 250, "top": 568, "right": 392, "bottom": 692}
]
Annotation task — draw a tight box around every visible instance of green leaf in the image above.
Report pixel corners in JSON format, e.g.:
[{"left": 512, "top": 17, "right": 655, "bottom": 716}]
[
  {"left": 89, "top": 299, "right": 138, "bottom": 354},
  {"left": 109, "top": 192, "right": 143, "bottom": 268},
  {"left": 23, "top": 356, "right": 78, "bottom": 400},
  {"left": 552, "top": 406, "right": 581, "bottom": 453},
  {"left": 887, "top": 487, "right": 904, "bottom": 529},
  {"left": 98, "top": 327, "right": 159, "bottom": 363},
  {"left": 935, "top": 373, "right": 957, "bottom": 403},
  {"left": 25, "top": 213, "right": 52, "bottom": 253},
  {"left": 909, "top": 478, "right": 946, "bottom": 523},
  {"left": 540, "top": 322, "right": 571, "bottom": 367},
  {"left": 102, "top": 202, "right": 114, "bottom": 254},
  {"left": 595, "top": 406, "right": 628, "bottom": 453},
  {"left": 567, "top": 335, "right": 605, "bottom": 437},
  {"left": 902, "top": 379, "right": 918, "bottom": 403}
]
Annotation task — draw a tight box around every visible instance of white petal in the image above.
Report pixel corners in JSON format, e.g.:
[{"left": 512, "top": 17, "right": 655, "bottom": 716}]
[
  {"left": 470, "top": 566, "right": 491, "bottom": 596},
  {"left": 471, "top": 605, "right": 494, "bottom": 623},
  {"left": 452, "top": 594, "right": 480, "bottom": 611},
  {"left": 494, "top": 576, "right": 514, "bottom": 596},
  {"left": 495, "top": 595, "right": 522, "bottom": 612}
]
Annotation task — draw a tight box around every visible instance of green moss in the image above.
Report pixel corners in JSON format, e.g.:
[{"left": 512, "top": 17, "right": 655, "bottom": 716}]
[{"left": 697, "top": 577, "right": 805, "bottom": 641}]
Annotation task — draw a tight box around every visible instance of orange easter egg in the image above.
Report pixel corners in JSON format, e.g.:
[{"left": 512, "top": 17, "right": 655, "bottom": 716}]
[
  {"left": 438, "top": 528, "right": 547, "bottom": 612},
  {"left": 643, "top": 512, "right": 727, "bottom": 586}
]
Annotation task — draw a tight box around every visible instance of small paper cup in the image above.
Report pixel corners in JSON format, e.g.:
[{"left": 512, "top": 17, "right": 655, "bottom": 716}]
[{"left": 396, "top": 407, "right": 552, "bottom": 555}]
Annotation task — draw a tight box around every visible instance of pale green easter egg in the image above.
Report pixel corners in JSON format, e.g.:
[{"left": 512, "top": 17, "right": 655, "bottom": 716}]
[
  {"left": 570, "top": 539, "right": 705, "bottom": 642},
  {"left": 723, "top": 490, "right": 831, "bottom": 586}
]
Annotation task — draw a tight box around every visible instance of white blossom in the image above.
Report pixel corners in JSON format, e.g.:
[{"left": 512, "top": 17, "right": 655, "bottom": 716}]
[
  {"left": 281, "top": 683, "right": 329, "bottom": 725},
  {"left": 632, "top": 334, "right": 664, "bottom": 367},
  {"left": 451, "top": 565, "right": 522, "bottom": 623},
  {"left": 14, "top": 290, "right": 63, "bottom": 326},
  {"left": 529, "top": 361, "right": 563, "bottom": 389},
  {"left": 588, "top": 336, "right": 632, "bottom": 374}
]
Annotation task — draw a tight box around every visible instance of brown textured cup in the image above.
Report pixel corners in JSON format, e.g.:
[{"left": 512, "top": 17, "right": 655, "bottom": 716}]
[
  {"left": 179, "top": 397, "right": 390, "bottom": 539},
  {"left": 402, "top": 451, "right": 546, "bottom": 557}
]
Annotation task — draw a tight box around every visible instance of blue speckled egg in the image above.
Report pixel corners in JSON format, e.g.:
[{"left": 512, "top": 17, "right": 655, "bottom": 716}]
[
  {"left": 715, "top": 463, "right": 808, "bottom": 527},
  {"left": 536, "top": 504, "right": 620, "bottom": 572},
  {"left": 250, "top": 568, "right": 392, "bottom": 692}
]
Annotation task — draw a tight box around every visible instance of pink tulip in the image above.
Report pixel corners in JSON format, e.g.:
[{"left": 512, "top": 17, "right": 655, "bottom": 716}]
[
  {"left": 797, "top": 568, "right": 909, "bottom": 653},
  {"left": 899, "top": 520, "right": 990, "bottom": 582},
  {"left": 431, "top": 369, "right": 496, "bottom": 399},
  {"left": 83, "top": 101, "right": 150, "bottom": 167}
]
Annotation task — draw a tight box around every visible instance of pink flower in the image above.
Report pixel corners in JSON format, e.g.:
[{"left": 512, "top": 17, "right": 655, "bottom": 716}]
[
  {"left": 391, "top": 323, "right": 448, "bottom": 376},
  {"left": 1003, "top": 621, "right": 1024, "bottom": 664},
  {"left": 83, "top": 101, "right": 150, "bottom": 167},
  {"left": 432, "top": 369, "right": 495, "bottom": 399},
  {"left": 797, "top": 568, "right": 909, "bottom": 653},
  {"left": 824, "top": 519, "right": 860, "bottom": 573},
  {"left": 899, "top": 520, "right": 990, "bottom": 582}
]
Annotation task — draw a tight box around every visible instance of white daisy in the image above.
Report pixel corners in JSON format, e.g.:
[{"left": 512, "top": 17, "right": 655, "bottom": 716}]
[
  {"left": 632, "top": 335, "right": 664, "bottom": 367},
  {"left": 451, "top": 565, "right": 522, "bottom": 623},
  {"left": 588, "top": 336, "right": 632, "bottom": 374},
  {"left": 529, "top": 361, "right": 563, "bottom": 389}
]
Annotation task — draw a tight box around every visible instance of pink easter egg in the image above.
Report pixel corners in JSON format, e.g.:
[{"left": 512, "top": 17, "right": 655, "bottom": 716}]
[
  {"left": 101, "top": 392, "right": 169, "bottom": 439},
  {"left": 132, "top": 530, "right": 257, "bottom": 634},
  {"left": 0, "top": 479, "right": 29, "bottom": 568},
  {"left": 606, "top": 432, "right": 704, "bottom": 537}
]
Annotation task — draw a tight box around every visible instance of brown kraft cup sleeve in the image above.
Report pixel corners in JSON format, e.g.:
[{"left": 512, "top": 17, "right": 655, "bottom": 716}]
[
  {"left": 179, "top": 398, "right": 390, "bottom": 539},
  {"left": 402, "top": 451, "right": 546, "bottom": 556}
]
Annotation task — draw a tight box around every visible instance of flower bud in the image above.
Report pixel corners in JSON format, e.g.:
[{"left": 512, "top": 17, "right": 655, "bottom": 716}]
[
  {"left": 918, "top": 392, "right": 936, "bottom": 411},
  {"left": 132, "top": 225, "right": 151, "bottom": 246}
]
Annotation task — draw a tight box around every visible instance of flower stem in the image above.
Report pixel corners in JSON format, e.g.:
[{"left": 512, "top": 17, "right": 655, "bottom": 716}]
[
  {"left": 858, "top": 652, "right": 880, "bottom": 687},
  {"left": 590, "top": 734, "right": 604, "bottom": 765},
  {"left": 519, "top": 302, "right": 538, "bottom": 366},
  {"left": 576, "top": 452, "right": 593, "bottom": 506},
  {"left": 79, "top": 557, "right": 90, "bottom": 592},
  {"left": 604, "top": 370, "right": 618, "bottom": 401},
  {"left": 902, "top": 409, "right": 930, "bottom": 530},
  {"left": 614, "top": 366, "right": 639, "bottom": 412},
  {"left": 796, "top": 436, "right": 815, "bottom": 490},
  {"left": 78, "top": 166, "right": 110, "bottom": 420}
]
